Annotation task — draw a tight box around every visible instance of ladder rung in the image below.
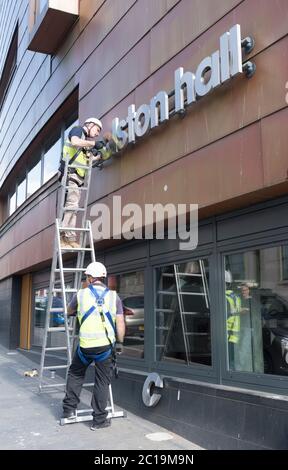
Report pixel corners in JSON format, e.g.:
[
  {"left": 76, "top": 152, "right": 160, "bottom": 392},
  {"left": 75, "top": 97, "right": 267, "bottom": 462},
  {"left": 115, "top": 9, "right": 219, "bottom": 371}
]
[
  {"left": 155, "top": 308, "right": 174, "bottom": 313},
  {"left": 156, "top": 326, "right": 170, "bottom": 330},
  {"left": 43, "top": 365, "right": 68, "bottom": 370},
  {"left": 40, "top": 383, "right": 66, "bottom": 389},
  {"left": 55, "top": 268, "right": 86, "bottom": 272},
  {"left": 68, "top": 164, "right": 89, "bottom": 170},
  {"left": 157, "top": 291, "right": 177, "bottom": 295},
  {"left": 185, "top": 332, "right": 209, "bottom": 336},
  {"left": 182, "top": 311, "right": 207, "bottom": 315},
  {"left": 59, "top": 248, "right": 93, "bottom": 252},
  {"left": 50, "top": 308, "right": 64, "bottom": 312},
  {"left": 47, "top": 326, "right": 73, "bottom": 332},
  {"left": 177, "top": 292, "right": 206, "bottom": 296},
  {"left": 64, "top": 186, "right": 88, "bottom": 190},
  {"left": 53, "top": 288, "right": 77, "bottom": 293},
  {"left": 176, "top": 273, "right": 202, "bottom": 277},
  {"left": 44, "top": 347, "right": 68, "bottom": 351},
  {"left": 62, "top": 207, "right": 85, "bottom": 212},
  {"left": 48, "top": 327, "right": 66, "bottom": 332},
  {"left": 58, "top": 227, "right": 90, "bottom": 232}
]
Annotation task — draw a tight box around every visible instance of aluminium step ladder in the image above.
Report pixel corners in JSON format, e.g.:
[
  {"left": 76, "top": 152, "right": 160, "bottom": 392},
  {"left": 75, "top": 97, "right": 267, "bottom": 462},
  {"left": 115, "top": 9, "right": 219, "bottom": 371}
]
[
  {"left": 39, "top": 156, "right": 125, "bottom": 424},
  {"left": 156, "top": 261, "right": 210, "bottom": 363},
  {"left": 39, "top": 158, "right": 95, "bottom": 391},
  {"left": 174, "top": 261, "right": 210, "bottom": 364}
]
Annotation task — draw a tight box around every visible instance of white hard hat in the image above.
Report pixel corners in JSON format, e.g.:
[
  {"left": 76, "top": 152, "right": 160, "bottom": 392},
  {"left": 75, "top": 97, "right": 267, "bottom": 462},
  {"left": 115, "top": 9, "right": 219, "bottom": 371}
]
[
  {"left": 84, "top": 117, "right": 103, "bottom": 130},
  {"left": 225, "top": 270, "right": 232, "bottom": 283},
  {"left": 85, "top": 262, "right": 107, "bottom": 278}
]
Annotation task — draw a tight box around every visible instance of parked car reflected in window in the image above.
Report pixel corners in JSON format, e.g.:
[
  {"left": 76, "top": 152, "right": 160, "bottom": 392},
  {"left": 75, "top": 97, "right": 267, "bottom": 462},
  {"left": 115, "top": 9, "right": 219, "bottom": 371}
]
[
  {"left": 260, "top": 290, "right": 288, "bottom": 375},
  {"left": 108, "top": 271, "right": 144, "bottom": 359},
  {"left": 122, "top": 295, "right": 144, "bottom": 337}
]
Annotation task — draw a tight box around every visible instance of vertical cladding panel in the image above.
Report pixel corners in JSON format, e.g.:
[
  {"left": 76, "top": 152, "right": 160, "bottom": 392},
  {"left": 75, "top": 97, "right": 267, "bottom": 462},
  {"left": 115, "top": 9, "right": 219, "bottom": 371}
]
[
  {"left": 261, "top": 107, "right": 288, "bottom": 186},
  {"left": 20, "top": 274, "right": 32, "bottom": 350},
  {"left": 0, "top": 278, "right": 12, "bottom": 348},
  {"left": 150, "top": 0, "right": 243, "bottom": 72}
]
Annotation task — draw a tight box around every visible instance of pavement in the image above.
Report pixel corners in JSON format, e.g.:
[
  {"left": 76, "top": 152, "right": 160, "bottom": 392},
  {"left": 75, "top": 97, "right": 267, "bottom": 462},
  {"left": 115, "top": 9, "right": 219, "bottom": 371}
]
[{"left": 0, "top": 345, "right": 202, "bottom": 450}]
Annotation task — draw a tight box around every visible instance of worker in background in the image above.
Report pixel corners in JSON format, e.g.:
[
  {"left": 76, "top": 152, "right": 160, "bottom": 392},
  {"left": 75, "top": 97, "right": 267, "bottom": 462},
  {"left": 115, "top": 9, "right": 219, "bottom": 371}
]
[
  {"left": 60, "top": 117, "right": 104, "bottom": 249},
  {"left": 225, "top": 270, "right": 241, "bottom": 370},
  {"left": 62, "top": 261, "right": 125, "bottom": 430}
]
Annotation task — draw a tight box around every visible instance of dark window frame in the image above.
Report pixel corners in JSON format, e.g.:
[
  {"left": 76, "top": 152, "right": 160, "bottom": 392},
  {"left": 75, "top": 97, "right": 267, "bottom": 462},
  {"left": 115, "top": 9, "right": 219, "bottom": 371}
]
[{"left": 0, "top": 23, "right": 18, "bottom": 113}]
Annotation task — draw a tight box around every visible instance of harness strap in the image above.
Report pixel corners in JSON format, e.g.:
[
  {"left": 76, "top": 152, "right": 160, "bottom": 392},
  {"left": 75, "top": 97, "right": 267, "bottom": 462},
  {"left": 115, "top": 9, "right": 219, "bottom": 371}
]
[
  {"left": 79, "top": 305, "right": 95, "bottom": 327},
  {"left": 77, "top": 344, "right": 112, "bottom": 365},
  {"left": 88, "top": 285, "right": 116, "bottom": 334}
]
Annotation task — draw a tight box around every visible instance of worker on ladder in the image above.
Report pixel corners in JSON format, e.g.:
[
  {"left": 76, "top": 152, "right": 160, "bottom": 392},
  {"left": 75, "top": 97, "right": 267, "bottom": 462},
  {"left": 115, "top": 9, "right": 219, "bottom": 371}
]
[
  {"left": 60, "top": 117, "right": 114, "bottom": 249},
  {"left": 62, "top": 261, "right": 125, "bottom": 430}
]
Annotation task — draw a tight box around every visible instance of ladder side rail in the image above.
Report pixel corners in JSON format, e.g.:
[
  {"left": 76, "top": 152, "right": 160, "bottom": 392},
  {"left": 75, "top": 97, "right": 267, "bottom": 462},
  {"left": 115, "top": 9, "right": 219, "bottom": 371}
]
[
  {"left": 58, "top": 158, "right": 70, "bottom": 220},
  {"left": 174, "top": 264, "right": 190, "bottom": 364},
  {"left": 81, "top": 158, "right": 93, "bottom": 230},
  {"left": 199, "top": 259, "right": 210, "bottom": 308},
  {"left": 56, "top": 219, "right": 72, "bottom": 365},
  {"left": 39, "top": 265, "right": 57, "bottom": 389},
  {"left": 88, "top": 220, "right": 96, "bottom": 263}
]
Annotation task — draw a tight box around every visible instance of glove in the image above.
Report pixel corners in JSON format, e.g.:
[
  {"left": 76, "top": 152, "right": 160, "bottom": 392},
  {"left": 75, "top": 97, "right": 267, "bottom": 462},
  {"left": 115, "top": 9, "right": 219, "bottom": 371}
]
[
  {"left": 93, "top": 140, "right": 105, "bottom": 150},
  {"left": 116, "top": 342, "right": 124, "bottom": 355}
]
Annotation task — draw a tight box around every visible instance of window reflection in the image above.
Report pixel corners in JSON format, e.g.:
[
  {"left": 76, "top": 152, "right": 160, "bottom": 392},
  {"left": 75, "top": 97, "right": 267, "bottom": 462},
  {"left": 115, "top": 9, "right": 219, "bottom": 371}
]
[
  {"left": 108, "top": 271, "right": 144, "bottom": 359},
  {"left": 27, "top": 160, "right": 41, "bottom": 198},
  {"left": 16, "top": 178, "right": 26, "bottom": 207},
  {"left": 43, "top": 137, "right": 61, "bottom": 183},
  {"left": 225, "top": 246, "right": 288, "bottom": 375},
  {"left": 9, "top": 192, "right": 16, "bottom": 215},
  {"left": 33, "top": 288, "right": 66, "bottom": 347},
  {"left": 155, "top": 260, "right": 211, "bottom": 366}
]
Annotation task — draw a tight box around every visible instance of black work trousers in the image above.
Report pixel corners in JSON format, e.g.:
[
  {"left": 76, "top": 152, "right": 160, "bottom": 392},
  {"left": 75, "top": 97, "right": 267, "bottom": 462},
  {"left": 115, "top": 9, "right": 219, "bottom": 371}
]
[{"left": 63, "top": 348, "right": 113, "bottom": 424}]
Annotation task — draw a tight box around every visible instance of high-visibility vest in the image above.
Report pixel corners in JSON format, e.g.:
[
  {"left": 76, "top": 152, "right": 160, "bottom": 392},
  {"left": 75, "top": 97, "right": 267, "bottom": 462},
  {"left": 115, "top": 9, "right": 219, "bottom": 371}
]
[
  {"left": 77, "top": 285, "right": 117, "bottom": 348},
  {"left": 62, "top": 139, "right": 88, "bottom": 178},
  {"left": 226, "top": 290, "right": 241, "bottom": 344}
]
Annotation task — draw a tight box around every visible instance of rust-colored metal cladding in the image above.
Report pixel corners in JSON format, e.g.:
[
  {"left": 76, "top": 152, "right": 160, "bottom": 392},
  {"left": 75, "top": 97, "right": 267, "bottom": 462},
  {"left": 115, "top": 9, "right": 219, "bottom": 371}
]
[{"left": 261, "top": 107, "right": 288, "bottom": 187}]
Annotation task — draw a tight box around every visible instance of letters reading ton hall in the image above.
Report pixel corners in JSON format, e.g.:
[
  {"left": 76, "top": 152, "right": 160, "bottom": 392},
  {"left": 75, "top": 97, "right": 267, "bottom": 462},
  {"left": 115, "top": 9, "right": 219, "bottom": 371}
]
[{"left": 112, "top": 25, "right": 243, "bottom": 149}]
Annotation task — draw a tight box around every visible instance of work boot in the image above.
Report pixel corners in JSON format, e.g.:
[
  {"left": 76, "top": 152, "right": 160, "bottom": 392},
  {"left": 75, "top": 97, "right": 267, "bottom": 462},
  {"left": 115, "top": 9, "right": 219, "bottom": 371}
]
[
  {"left": 62, "top": 409, "right": 76, "bottom": 419},
  {"left": 90, "top": 419, "right": 111, "bottom": 431},
  {"left": 68, "top": 240, "right": 81, "bottom": 249},
  {"left": 60, "top": 236, "right": 71, "bottom": 249}
]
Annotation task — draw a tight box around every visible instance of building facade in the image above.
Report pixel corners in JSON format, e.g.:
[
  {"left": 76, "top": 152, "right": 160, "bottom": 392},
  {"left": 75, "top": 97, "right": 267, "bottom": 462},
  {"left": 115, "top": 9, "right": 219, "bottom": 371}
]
[{"left": 0, "top": 0, "right": 288, "bottom": 449}]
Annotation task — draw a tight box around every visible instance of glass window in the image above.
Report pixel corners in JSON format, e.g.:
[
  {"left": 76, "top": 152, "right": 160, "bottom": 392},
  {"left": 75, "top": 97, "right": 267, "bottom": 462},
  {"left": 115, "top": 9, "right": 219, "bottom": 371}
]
[
  {"left": 9, "top": 192, "right": 16, "bottom": 216},
  {"left": 281, "top": 246, "right": 288, "bottom": 281},
  {"left": 155, "top": 259, "right": 211, "bottom": 366},
  {"left": 27, "top": 160, "right": 41, "bottom": 198},
  {"left": 43, "top": 137, "right": 61, "bottom": 183},
  {"left": 16, "top": 178, "right": 26, "bottom": 207},
  {"left": 32, "top": 288, "right": 66, "bottom": 347},
  {"left": 225, "top": 246, "right": 288, "bottom": 375},
  {"left": 108, "top": 271, "right": 144, "bottom": 359},
  {"left": 38, "top": 0, "right": 47, "bottom": 15},
  {"left": 34, "top": 288, "right": 47, "bottom": 328},
  {"left": 64, "top": 119, "right": 79, "bottom": 141}
]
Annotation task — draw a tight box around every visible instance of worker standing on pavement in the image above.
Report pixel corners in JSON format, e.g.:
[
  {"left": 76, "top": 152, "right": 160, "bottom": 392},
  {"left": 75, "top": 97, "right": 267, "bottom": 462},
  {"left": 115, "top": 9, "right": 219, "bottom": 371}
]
[
  {"left": 60, "top": 117, "right": 103, "bottom": 249},
  {"left": 62, "top": 262, "right": 125, "bottom": 430}
]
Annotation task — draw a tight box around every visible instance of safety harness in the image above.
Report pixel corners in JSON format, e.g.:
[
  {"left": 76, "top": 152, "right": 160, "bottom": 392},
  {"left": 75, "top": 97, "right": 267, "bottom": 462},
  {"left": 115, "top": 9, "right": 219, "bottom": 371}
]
[{"left": 77, "top": 285, "right": 118, "bottom": 376}]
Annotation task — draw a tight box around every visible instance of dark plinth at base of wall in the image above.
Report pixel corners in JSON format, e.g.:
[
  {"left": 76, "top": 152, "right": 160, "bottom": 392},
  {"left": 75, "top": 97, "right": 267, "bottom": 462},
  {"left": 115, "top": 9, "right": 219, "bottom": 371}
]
[{"left": 112, "top": 372, "right": 288, "bottom": 450}]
